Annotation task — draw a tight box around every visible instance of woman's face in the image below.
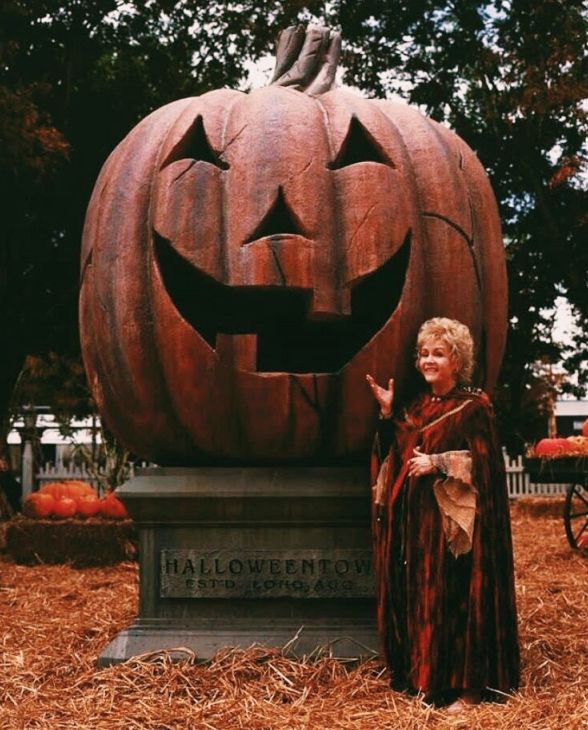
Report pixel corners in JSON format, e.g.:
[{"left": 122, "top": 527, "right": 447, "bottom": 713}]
[{"left": 417, "top": 338, "right": 458, "bottom": 394}]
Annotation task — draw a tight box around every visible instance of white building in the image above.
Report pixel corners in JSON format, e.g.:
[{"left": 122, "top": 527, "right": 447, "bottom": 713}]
[
  {"left": 554, "top": 399, "right": 588, "bottom": 436},
  {"left": 7, "top": 413, "right": 102, "bottom": 469}
]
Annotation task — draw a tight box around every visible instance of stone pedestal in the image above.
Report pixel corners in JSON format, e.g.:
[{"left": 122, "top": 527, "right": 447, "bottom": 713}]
[{"left": 99, "top": 467, "right": 379, "bottom": 665}]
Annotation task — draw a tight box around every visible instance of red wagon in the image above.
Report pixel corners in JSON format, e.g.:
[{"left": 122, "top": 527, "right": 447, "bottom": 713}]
[{"left": 524, "top": 456, "right": 588, "bottom": 550}]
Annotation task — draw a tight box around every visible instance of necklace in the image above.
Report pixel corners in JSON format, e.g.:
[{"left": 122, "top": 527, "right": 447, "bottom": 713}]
[
  {"left": 430, "top": 385, "right": 483, "bottom": 402},
  {"left": 430, "top": 387, "right": 457, "bottom": 402}
]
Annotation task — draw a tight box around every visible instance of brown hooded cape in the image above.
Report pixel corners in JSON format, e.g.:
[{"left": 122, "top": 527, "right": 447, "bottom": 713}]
[{"left": 371, "top": 387, "right": 520, "bottom": 697}]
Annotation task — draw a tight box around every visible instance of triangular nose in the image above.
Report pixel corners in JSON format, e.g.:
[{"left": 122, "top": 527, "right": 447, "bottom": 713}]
[{"left": 245, "top": 187, "right": 305, "bottom": 243}]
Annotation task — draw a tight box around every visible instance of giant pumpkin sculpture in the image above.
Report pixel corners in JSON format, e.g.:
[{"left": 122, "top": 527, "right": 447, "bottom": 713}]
[{"left": 80, "top": 26, "right": 507, "bottom": 465}]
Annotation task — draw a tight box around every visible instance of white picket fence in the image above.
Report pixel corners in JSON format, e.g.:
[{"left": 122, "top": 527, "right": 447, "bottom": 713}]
[
  {"left": 36, "top": 462, "right": 140, "bottom": 498},
  {"left": 35, "top": 453, "right": 571, "bottom": 499},
  {"left": 502, "top": 450, "right": 569, "bottom": 497}
]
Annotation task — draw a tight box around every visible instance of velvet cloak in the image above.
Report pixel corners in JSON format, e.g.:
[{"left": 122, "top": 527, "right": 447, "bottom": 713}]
[{"left": 371, "top": 387, "right": 520, "bottom": 697}]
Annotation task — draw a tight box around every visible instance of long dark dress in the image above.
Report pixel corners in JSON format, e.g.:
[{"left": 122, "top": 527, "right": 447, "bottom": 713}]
[{"left": 371, "top": 387, "right": 519, "bottom": 698}]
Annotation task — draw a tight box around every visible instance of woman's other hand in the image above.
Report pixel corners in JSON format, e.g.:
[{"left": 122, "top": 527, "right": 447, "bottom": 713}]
[
  {"left": 407, "top": 447, "right": 437, "bottom": 478},
  {"left": 366, "top": 374, "right": 394, "bottom": 417}
]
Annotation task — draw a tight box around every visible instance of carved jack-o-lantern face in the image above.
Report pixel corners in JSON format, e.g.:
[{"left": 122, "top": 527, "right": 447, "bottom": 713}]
[
  {"left": 80, "top": 29, "right": 507, "bottom": 465},
  {"left": 154, "top": 102, "right": 411, "bottom": 376}
]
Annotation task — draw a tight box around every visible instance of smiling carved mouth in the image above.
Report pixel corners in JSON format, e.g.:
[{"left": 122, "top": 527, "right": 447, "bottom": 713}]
[{"left": 154, "top": 231, "right": 411, "bottom": 374}]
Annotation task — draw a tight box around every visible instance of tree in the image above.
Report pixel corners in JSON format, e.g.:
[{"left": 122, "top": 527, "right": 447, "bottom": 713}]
[{"left": 0, "top": 64, "right": 70, "bottom": 424}]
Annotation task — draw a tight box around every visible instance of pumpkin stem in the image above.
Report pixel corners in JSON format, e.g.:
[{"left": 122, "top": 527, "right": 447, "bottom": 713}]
[{"left": 270, "top": 24, "right": 341, "bottom": 95}]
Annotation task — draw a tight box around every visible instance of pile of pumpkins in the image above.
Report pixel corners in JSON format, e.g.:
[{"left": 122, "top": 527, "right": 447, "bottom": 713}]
[
  {"left": 531, "top": 419, "right": 588, "bottom": 458},
  {"left": 23, "top": 481, "right": 128, "bottom": 520}
]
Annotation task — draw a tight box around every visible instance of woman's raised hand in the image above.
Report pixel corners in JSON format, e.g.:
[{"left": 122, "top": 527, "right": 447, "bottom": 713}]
[{"left": 366, "top": 374, "right": 394, "bottom": 417}]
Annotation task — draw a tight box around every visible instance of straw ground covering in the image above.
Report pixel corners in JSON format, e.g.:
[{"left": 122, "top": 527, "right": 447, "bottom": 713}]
[{"left": 0, "top": 498, "right": 587, "bottom": 729}]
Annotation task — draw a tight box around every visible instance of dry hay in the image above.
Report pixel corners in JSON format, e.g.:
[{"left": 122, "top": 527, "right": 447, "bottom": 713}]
[
  {"left": 510, "top": 495, "right": 566, "bottom": 519},
  {"left": 4, "top": 516, "right": 137, "bottom": 567},
  {"left": 0, "top": 499, "right": 587, "bottom": 729}
]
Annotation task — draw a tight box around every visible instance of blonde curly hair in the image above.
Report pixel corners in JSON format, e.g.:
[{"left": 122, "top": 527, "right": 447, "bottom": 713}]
[{"left": 415, "top": 317, "right": 475, "bottom": 385}]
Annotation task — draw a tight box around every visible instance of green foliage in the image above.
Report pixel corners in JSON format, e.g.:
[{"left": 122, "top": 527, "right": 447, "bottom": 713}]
[
  {"left": 11, "top": 353, "right": 130, "bottom": 491},
  {"left": 11, "top": 353, "right": 92, "bottom": 422},
  {"left": 0, "top": 352, "right": 92, "bottom": 461},
  {"left": 65, "top": 425, "right": 132, "bottom": 493}
]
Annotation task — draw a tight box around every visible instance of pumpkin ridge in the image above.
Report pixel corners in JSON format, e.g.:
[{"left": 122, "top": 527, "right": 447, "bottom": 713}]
[
  {"left": 102, "top": 99, "right": 197, "bottom": 455},
  {"left": 422, "top": 210, "right": 482, "bottom": 292},
  {"left": 430, "top": 121, "right": 507, "bottom": 391},
  {"left": 219, "top": 94, "right": 244, "bottom": 288},
  {"left": 144, "top": 102, "right": 219, "bottom": 454},
  {"left": 309, "top": 94, "right": 344, "bottom": 317},
  {"left": 221, "top": 119, "right": 249, "bottom": 155},
  {"left": 421, "top": 119, "right": 485, "bottom": 293},
  {"left": 347, "top": 202, "right": 378, "bottom": 252},
  {"left": 312, "top": 95, "right": 337, "bottom": 160},
  {"left": 424, "top": 119, "right": 477, "bottom": 240},
  {"left": 334, "top": 95, "right": 418, "bottom": 289},
  {"left": 376, "top": 100, "right": 483, "bottom": 292},
  {"left": 216, "top": 89, "right": 246, "bottom": 160}
]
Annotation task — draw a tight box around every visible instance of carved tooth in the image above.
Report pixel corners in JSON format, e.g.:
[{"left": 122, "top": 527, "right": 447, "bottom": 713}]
[{"left": 216, "top": 334, "right": 258, "bottom": 372}]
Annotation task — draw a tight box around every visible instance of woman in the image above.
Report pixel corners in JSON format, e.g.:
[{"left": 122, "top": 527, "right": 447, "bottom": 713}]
[{"left": 366, "top": 317, "right": 519, "bottom": 712}]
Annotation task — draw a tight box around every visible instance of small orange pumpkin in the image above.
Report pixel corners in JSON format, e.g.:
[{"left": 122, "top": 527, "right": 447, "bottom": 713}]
[
  {"left": 582, "top": 419, "right": 588, "bottom": 438},
  {"left": 23, "top": 492, "right": 55, "bottom": 519},
  {"left": 100, "top": 493, "right": 128, "bottom": 520},
  {"left": 566, "top": 436, "right": 588, "bottom": 454},
  {"left": 535, "top": 438, "right": 573, "bottom": 458},
  {"left": 52, "top": 497, "right": 78, "bottom": 519},
  {"left": 76, "top": 494, "right": 102, "bottom": 518},
  {"left": 40, "top": 481, "right": 96, "bottom": 501}
]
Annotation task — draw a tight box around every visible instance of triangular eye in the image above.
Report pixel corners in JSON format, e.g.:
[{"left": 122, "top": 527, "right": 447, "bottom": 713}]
[
  {"left": 161, "top": 116, "right": 229, "bottom": 170},
  {"left": 329, "top": 116, "right": 393, "bottom": 170}
]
